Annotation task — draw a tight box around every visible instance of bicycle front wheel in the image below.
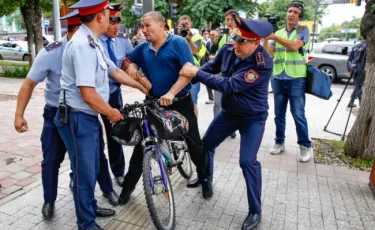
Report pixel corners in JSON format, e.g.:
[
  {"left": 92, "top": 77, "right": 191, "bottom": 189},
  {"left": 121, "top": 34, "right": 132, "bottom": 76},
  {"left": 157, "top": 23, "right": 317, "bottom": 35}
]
[{"left": 143, "top": 149, "right": 176, "bottom": 230}]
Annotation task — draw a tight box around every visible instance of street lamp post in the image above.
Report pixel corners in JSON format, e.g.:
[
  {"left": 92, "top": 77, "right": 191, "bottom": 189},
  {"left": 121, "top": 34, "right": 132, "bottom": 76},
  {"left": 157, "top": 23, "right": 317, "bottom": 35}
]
[
  {"left": 311, "top": 0, "right": 319, "bottom": 51},
  {"left": 52, "top": 0, "right": 62, "bottom": 40}
]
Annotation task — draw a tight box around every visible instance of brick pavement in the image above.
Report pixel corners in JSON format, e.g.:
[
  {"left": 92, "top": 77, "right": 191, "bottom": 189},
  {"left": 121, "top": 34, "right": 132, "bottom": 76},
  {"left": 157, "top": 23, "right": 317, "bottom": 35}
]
[{"left": 0, "top": 77, "right": 373, "bottom": 230}]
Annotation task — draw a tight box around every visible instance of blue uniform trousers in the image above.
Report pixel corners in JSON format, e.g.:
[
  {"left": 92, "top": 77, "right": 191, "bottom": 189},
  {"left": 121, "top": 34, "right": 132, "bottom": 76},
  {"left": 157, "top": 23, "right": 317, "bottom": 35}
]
[
  {"left": 272, "top": 78, "right": 311, "bottom": 148},
  {"left": 54, "top": 111, "right": 100, "bottom": 229},
  {"left": 204, "top": 110, "right": 266, "bottom": 214},
  {"left": 100, "top": 87, "right": 125, "bottom": 177},
  {"left": 41, "top": 105, "right": 67, "bottom": 204}
]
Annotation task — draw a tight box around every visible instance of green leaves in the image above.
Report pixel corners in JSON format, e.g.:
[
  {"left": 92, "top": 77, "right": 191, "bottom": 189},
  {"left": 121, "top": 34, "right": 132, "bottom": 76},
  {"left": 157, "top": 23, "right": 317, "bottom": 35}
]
[{"left": 371, "top": 3, "right": 375, "bottom": 14}]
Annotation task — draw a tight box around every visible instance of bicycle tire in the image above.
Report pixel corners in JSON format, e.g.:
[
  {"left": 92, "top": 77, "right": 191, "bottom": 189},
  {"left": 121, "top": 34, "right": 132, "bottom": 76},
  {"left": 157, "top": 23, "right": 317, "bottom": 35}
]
[
  {"left": 175, "top": 147, "right": 193, "bottom": 179},
  {"left": 143, "top": 149, "right": 176, "bottom": 230}
]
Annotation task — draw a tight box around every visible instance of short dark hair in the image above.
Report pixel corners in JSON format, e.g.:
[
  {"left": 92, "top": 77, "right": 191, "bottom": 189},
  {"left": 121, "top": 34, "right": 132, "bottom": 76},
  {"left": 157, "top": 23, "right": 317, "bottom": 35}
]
[
  {"left": 80, "top": 9, "right": 105, "bottom": 24},
  {"left": 67, "top": 24, "right": 80, "bottom": 32},
  {"left": 225, "top": 9, "right": 238, "bottom": 17}
]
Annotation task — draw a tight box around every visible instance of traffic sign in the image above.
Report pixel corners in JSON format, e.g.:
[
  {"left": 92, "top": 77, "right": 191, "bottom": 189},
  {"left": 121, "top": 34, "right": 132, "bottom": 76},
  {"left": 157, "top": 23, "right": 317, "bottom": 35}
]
[{"left": 44, "top": 19, "right": 50, "bottom": 28}]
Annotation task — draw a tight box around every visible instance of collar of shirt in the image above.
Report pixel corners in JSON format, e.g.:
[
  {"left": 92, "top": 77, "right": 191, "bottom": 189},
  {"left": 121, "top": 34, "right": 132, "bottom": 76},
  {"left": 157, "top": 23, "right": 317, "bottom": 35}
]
[
  {"left": 80, "top": 24, "right": 100, "bottom": 45},
  {"left": 285, "top": 24, "right": 300, "bottom": 33},
  {"left": 148, "top": 33, "right": 173, "bottom": 52},
  {"left": 99, "top": 35, "right": 115, "bottom": 43}
]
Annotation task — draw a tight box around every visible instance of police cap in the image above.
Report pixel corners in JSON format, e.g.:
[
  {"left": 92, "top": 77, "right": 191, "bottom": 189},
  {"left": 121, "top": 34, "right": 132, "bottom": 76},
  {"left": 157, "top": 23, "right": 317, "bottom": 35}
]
[
  {"left": 231, "top": 14, "right": 273, "bottom": 42},
  {"left": 109, "top": 3, "right": 124, "bottom": 23},
  {"left": 60, "top": 10, "right": 81, "bottom": 26},
  {"left": 69, "top": 0, "right": 110, "bottom": 16}
]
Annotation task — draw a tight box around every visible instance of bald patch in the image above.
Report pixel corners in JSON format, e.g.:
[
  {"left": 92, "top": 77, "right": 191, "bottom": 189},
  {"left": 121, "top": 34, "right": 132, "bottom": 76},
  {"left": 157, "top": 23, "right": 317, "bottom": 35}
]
[{"left": 142, "top": 11, "right": 165, "bottom": 23}]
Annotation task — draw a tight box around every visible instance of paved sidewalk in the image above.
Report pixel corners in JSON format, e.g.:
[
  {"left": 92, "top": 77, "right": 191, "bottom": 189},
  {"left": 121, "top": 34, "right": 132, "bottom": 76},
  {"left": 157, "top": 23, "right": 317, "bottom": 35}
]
[{"left": 0, "top": 78, "right": 373, "bottom": 230}]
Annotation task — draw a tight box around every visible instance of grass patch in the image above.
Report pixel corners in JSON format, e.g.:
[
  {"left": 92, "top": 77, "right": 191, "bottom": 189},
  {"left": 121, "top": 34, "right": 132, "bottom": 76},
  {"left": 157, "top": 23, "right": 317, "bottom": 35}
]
[
  {"left": 2, "top": 65, "right": 30, "bottom": 78},
  {"left": 313, "top": 138, "right": 373, "bottom": 171},
  {"left": 0, "top": 60, "right": 30, "bottom": 67}
]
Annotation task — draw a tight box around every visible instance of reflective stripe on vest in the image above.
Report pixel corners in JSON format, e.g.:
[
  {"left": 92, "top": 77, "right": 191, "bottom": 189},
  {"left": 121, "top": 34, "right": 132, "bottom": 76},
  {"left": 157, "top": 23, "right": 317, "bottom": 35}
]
[
  {"left": 191, "top": 34, "right": 207, "bottom": 67},
  {"left": 216, "top": 34, "right": 227, "bottom": 55},
  {"left": 273, "top": 27, "right": 310, "bottom": 78}
]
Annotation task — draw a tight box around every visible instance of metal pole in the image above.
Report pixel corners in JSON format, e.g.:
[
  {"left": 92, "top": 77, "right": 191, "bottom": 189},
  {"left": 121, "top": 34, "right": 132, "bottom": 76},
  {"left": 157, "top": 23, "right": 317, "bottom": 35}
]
[
  {"left": 52, "top": 0, "right": 62, "bottom": 40},
  {"left": 311, "top": 0, "right": 319, "bottom": 51},
  {"left": 143, "top": 0, "right": 154, "bottom": 14}
]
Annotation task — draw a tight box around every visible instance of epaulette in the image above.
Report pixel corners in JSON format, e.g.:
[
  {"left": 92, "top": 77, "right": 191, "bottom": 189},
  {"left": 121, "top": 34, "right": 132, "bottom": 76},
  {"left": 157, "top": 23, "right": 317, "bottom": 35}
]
[
  {"left": 225, "top": 41, "right": 234, "bottom": 45},
  {"left": 45, "top": 41, "right": 62, "bottom": 52},
  {"left": 255, "top": 51, "right": 266, "bottom": 66},
  {"left": 87, "top": 35, "right": 96, "bottom": 48},
  {"left": 117, "top": 32, "right": 128, "bottom": 39}
]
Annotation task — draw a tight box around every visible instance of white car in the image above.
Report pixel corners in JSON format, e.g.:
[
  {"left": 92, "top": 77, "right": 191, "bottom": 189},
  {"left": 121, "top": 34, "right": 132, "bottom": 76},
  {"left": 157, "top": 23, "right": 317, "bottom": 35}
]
[{"left": 0, "top": 41, "right": 30, "bottom": 61}]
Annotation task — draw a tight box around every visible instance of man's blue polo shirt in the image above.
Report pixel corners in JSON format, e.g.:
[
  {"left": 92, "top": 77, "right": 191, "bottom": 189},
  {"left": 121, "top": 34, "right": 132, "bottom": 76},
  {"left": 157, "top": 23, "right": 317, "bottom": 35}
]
[{"left": 127, "top": 34, "right": 194, "bottom": 97}]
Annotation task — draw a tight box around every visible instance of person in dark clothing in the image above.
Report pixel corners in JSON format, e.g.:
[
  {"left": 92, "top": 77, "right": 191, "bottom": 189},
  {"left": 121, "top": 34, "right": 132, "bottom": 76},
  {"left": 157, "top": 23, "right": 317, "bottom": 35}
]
[{"left": 347, "top": 40, "right": 366, "bottom": 107}]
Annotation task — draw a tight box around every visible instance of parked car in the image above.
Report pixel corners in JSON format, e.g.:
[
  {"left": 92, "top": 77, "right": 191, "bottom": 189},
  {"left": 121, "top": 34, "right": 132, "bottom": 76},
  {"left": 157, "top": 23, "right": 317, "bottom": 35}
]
[
  {"left": 307, "top": 41, "right": 355, "bottom": 81},
  {"left": 0, "top": 41, "right": 30, "bottom": 61}
]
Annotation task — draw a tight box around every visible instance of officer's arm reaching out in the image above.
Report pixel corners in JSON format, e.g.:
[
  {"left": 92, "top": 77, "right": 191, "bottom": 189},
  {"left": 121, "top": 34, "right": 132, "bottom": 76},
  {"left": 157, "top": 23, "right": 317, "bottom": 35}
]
[{"left": 121, "top": 57, "right": 152, "bottom": 90}]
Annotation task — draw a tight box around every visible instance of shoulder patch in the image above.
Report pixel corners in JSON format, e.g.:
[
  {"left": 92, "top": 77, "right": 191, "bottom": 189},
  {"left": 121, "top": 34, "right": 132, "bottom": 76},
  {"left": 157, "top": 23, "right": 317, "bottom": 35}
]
[
  {"left": 244, "top": 69, "right": 259, "bottom": 84},
  {"left": 225, "top": 41, "right": 234, "bottom": 45},
  {"left": 255, "top": 52, "right": 265, "bottom": 66},
  {"left": 87, "top": 35, "right": 96, "bottom": 48},
  {"left": 45, "top": 41, "right": 62, "bottom": 52}
]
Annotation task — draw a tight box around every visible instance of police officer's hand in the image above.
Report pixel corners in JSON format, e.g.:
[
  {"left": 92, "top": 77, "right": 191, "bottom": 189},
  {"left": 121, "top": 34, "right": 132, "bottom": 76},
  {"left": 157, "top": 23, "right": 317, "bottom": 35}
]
[
  {"left": 14, "top": 116, "right": 29, "bottom": 133},
  {"left": 160, "top": 92, "right": 175, "bottom": 106},
  {"left": 139, "top": 77, "right": 152, "bottom": 90},
  {"left": 180, "top": 62, "right": 198, "bottom": 78},
  {"left": 129, "top": 71, "right": 142, "bottom": 81},
  {"left": 108, "top": 109, "right": 123, "bottom": 123}
]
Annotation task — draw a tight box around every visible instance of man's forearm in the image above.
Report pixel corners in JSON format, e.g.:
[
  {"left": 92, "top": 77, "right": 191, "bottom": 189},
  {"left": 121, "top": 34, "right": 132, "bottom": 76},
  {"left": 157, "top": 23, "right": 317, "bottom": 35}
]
[
  {"left": 168, "top": 75, "right": 192, "bottom": 96},
  {"left": 15, "top": 79, "right": 37, "bottom": 117},
  {"left": 81, "top": 88, "right": 114, "bottom": 116},
  {"left": 263, "top": 39, "right": 274, "bottom": 57},
  {"left": 188, "top": 39, "right": 199, "bottom": 55},
  {"left": 111, "top": 68, "right": 146, "bottom": 91},
  {"left": 274, "top": 35, "right": 301, "bottom": 51}
]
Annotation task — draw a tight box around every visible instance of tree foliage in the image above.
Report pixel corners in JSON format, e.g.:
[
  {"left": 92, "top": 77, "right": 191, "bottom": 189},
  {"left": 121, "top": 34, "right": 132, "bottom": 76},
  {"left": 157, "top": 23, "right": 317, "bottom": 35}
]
[
  {"left": 258, "top": 0, "right": 326, "bottom": 30},
  {"left": 318, "top": 17, "right": 362, "bottom": 42}
]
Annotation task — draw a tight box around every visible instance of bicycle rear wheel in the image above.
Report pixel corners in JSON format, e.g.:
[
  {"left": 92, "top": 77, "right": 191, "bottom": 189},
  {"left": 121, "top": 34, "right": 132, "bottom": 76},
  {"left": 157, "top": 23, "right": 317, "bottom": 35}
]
[
  {"left": 143, "top": 149, "right": 176, "bottom": 230},
  {"left": 174, "top": 144, "right": 193, "bottom": 179}
]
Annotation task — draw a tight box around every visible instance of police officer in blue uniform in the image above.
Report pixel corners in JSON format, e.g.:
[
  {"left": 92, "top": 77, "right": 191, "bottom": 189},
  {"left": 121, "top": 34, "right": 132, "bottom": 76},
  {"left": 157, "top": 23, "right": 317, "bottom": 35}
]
[
  {"left": 98, "top": 3, "right": 134, "bottom": 186},
  {"left": 347, "top": 40, "right": 366, "bottom": 108},
  {"left": 14, "top": 11, "right": 81, "bottom": 219},
  {"left": 180, "top": 15, "right": 273, "bottom": 230},
  {"left": 54, "top": 1, "right": 149, "bottom": 229}
]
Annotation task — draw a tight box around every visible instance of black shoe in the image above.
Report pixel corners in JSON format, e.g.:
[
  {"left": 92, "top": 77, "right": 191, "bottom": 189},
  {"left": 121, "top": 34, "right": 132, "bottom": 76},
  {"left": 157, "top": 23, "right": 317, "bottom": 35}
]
[
  {"left": 115, "top": 176, "right": 124, "bottom": 187},
  {"left": 187, "top": 177, "right": 201, "bottom": 188},
  {"left": 79, "top": 224, "right": 104, "bottom": 230},
  {"left": 202, "top": 180, "right": 213, "bottom": 199},
  {"left": 69, "top": 180, "right": 73, "bottom": 191},
  {"left": 347, "top": 98, "right": 357, "bottom": 108},
  {"left": 41, "top": 203, "right": 54, "bottom": 219},
  {"left": 95, "top": 207, "right": 116, "bottom": 217},
  {"left": 103, "top": 191, "right": 119, "bottom": 206},
  {"left": 118, "top": 188, "right": 135, "bottom": 205},
  {"left": 242, "top": 213, "right": 261, "bottom": 230},
  {"left": 230, "top": 132, "right": 237, "bottom": 139}
]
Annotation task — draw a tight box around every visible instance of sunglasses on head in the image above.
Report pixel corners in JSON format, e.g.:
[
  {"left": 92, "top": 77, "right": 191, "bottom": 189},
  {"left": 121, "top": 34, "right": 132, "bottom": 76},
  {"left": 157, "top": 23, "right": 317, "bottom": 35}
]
[{"left": 230, "top": 33, "right": 252, "bottom": 43}]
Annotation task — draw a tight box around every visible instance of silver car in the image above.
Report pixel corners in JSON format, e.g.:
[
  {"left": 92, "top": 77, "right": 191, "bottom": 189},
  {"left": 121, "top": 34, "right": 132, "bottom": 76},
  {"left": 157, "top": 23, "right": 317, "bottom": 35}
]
[
  {"left": 307, "top": 41, "right": 355, "bottom": 81},
  {"left": 0, "top": 41, "right": 30, "bottom": 61}
]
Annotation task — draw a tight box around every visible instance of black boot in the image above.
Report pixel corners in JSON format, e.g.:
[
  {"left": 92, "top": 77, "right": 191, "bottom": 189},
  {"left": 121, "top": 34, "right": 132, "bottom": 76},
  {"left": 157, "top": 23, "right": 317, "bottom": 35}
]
[
  {"left": 242, "top": 213, "right": 261, "bottom": 230},
  {"left": 202, "top": 180, "right": 213, "bottom": 199},
  {"left": 187, "top": 177, "right": 201, "bottom": 188},
  {"left": 41, "top": 203, "right": 54, "bottom": 219},
  {"left": 118, "top": 187, "right": 135, "bottom": 205}
]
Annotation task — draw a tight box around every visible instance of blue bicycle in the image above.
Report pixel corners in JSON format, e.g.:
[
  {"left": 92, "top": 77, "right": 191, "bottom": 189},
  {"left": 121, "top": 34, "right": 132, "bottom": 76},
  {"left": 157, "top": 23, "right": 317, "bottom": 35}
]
[{"left": 118, "top": 98, "right": 193, "bottom": 230}]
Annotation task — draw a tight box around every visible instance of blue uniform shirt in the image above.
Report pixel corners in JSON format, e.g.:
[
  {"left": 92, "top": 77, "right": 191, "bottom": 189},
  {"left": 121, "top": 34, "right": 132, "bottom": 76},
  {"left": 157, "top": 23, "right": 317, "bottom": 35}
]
[
  {"left": 126, "top": 34, "right": 194, "bottom": 97},
  {"left": 27, "top": 36, "right": 68, "bottom": 108},
  {"left": 270, "top": 24, "right": 309, "bottom": 80},
  {"left": 99, "top": 34, "right": 134, "bottom": 93},
  {"left": 196, "top": 44, "right": 273, "bottom": 117},
  {"left": 60, "top": 24, "right": 117, "bottom": 116}
]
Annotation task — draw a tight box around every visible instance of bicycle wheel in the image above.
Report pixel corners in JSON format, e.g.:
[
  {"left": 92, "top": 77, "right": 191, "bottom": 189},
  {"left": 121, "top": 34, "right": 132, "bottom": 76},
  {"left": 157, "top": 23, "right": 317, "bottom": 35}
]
[
  {"left": 143, "top": 149, "right": 176, "bottom": 230},
  {"left": 174, "top": 144, "right": 193, "bottom": 179}
]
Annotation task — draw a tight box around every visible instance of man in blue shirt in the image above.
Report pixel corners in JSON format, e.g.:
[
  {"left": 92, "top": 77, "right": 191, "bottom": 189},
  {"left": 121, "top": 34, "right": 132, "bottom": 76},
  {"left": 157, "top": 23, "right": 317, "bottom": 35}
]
[
  {"left": 99, "top": 3, "right": 134, "bottom": 187},
  {"left": 347, "top": 40, "right": 366, "bottom": 107},
  {"left": 118, "top": 11, "right": 208, "bottom": 205},
  {"left": 264, "top": 0, "right": 312, "bottom": 162}
]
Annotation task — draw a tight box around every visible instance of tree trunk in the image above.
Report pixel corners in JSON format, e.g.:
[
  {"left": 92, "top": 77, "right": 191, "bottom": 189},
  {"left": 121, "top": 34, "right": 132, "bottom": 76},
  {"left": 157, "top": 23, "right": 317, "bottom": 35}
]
[
  {"left": 344, "top": 0, "right": 375, "bottom": 160},
  {"left": 32, "top": 0, "right": 43, "bottom": 55},
  {"left": 20, "top": 3, "right": 35, "bottom": 64}
]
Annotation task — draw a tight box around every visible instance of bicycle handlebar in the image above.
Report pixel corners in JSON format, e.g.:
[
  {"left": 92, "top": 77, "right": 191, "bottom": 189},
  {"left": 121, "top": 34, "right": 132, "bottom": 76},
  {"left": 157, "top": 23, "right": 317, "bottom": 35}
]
[{"left": 120, "top": 98, "right": 179, "bottom": 114}]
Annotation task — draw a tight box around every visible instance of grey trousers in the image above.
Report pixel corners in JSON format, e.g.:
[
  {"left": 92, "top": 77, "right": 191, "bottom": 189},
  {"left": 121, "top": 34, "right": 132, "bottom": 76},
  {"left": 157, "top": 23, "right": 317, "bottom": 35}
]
[{"left": 213, "top": 90, "right": 222, "bottom": 117}]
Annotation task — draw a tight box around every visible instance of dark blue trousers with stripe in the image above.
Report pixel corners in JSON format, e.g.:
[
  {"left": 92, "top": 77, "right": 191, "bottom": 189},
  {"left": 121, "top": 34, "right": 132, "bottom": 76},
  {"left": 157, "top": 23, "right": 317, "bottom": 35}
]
[
  {"left": 54, "top": 111, "right": 101, "bottom": 229},
  {"left": 41, "top": 105, "right": 67, "bottom": 204},
  {"left": 204, "top": 110, "right": 266, "bottom": 214}
]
